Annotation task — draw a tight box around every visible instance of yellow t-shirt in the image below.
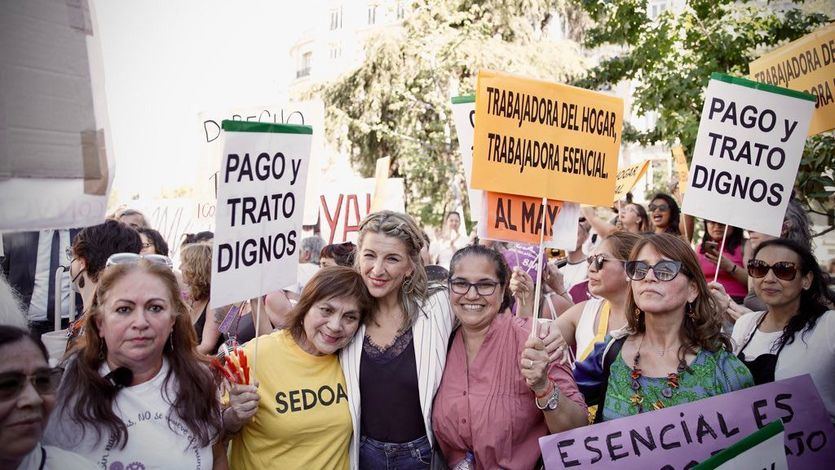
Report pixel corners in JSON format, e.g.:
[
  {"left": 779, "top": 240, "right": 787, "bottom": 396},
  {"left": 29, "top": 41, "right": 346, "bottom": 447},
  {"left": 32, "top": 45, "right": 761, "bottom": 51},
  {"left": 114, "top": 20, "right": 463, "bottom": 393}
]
[{"left": 229, "top": 330, "right": 351, "bottom": 470}]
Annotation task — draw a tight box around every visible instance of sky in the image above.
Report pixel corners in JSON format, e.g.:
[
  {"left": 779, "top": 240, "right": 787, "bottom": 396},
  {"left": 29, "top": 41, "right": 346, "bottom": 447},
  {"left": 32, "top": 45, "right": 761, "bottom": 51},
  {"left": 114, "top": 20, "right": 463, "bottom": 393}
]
[{"left": 93, "top": 0, "right": 323, "bottom": 201}]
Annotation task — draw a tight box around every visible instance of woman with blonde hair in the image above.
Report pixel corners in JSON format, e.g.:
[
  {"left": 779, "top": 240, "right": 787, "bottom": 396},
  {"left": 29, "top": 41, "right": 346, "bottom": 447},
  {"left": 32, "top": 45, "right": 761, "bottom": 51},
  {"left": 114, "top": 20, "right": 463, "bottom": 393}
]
[
  {"left": 45, "top": 255, "right": 226, "bottom": 467},
  {"left": 574, "top": 233, "right": 753, "bottom": 422},
  {"left": 180, "top": 242, "right": 223, "bottom": 355}
]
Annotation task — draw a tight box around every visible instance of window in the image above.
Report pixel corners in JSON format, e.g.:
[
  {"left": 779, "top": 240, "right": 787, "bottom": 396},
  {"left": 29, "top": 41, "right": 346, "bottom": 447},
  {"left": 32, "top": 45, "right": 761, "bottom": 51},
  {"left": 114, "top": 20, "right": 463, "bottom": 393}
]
[
  {"left": 330, "top": 7, "right": 343, "bottom": 30},
  {"left": 297, "top": 52, "right": 312, "bottom": 78},
  {"left": 367, "top": 4, "right": 377, "bottom": 25},
  {"left": 648, "top": 0, "right": 668, "bottom": 19},
  {"left": 329, "top": 44, "right": 342, "bottom": 59}
]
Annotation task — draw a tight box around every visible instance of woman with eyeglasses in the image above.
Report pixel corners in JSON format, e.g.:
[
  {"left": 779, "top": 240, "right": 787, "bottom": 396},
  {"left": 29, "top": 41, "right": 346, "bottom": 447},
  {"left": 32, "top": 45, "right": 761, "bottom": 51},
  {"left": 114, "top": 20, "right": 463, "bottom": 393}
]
[
  {"left": 0, "top": 326, "right": 93, "bottom": 469},
  {"left": 136, "top": 227, "right": 169, "bottom": 256},
  {"left": 45, "top": 256, "right": 227, "bottom": 468},
  {"left": 731, "top": 238, "right": 835, "bottom": 422},
  {"left": 432, "top": 245, "right": 587, "bottom": 469},
  {"left": 574, "top": 233, "right": 753, "bottom": 422},
  {"left": 647, "top": 193, "right": 694, "bottom": 241},
  {"left": 66, "top": 220, "right": 143, "bottom": 344},
  {"left": 226, "top": 267, "right": 374, "bottom": 468},
  {"left": 180, "top": 242, "right": 224, "bottom": 355}
]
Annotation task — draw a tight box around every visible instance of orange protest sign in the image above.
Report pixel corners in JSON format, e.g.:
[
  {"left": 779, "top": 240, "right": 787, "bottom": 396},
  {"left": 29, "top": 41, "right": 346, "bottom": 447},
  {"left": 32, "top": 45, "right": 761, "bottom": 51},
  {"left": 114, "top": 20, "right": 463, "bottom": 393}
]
[
  {"left": 749, "top": 23, "right": 835, "bottom": 136},
  {"left": 485, "top": 191, "right": 562, "bottom": 244},
  {"left": 613, "top": 160, "right": 649, "bottom": 202},
  {"left": 471, "top": 70, "right": 623, "bottom": 206},
  {"left": 671, "top": 145, "right": 689, "bottom": 195}
]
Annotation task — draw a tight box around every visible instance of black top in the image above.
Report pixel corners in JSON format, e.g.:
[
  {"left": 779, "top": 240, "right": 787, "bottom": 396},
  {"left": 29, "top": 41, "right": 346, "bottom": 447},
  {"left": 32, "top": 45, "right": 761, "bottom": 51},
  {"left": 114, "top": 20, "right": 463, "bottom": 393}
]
[
  {"left": 193, "top": 303, "right": 225, "bottom": 354},
  {"left": 360, "top": 328, "right": 425, "bottom": 443}
]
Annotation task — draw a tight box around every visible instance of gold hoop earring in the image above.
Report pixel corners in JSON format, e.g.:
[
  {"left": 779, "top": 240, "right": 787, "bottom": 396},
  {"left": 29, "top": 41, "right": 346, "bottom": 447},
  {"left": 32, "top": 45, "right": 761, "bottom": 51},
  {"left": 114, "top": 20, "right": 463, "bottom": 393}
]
[{"left": 633, "top": 307, "right": 642, "bottom": 322}]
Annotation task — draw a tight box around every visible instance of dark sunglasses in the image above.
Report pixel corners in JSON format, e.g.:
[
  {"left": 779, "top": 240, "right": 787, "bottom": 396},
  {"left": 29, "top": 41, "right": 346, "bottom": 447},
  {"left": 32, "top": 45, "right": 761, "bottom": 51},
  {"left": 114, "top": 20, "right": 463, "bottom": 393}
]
[
  {"left": 747, "top": 259, "right": 798, "bottom": 281},
  {"left": 648, "top": 204, "right": 670, "bottom": 213},
  {"left": 448, "top": 279, "right": 500, "bottom": 296},
  {"left": 587, "top": 254, "right": 624, "bottom": 271},
  {"left": 624, "top": 260, "right": 686, "bottom": 282},
  {"left": 0, "top": 368, "right": 63, "bottom": 401}
]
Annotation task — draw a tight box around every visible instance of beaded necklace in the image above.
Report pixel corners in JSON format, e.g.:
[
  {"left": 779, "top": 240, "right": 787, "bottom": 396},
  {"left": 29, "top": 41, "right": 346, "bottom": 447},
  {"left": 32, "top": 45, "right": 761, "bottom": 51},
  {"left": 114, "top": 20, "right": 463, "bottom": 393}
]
[{"left": 629, "top": 336, "right": 686, "bottom": 412}]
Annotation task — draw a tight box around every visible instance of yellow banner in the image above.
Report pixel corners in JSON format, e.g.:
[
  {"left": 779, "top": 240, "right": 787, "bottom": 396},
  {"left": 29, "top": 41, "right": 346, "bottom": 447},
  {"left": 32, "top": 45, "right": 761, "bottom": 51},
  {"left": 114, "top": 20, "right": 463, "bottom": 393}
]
[
  {"left": 471, "top": 70, "right": 623, "bottom": 206},
  {"left": 613, "top": 160, "right": 649, "bottom": 202},
  {"left": 671, "top": 145, "right": 689, "bottom": 195},
  {"left": 485, "top": 191, "right": 562, "bottom": 244},
  {"left": 749, "top": 23, "right": 835, "bottom": 136}
]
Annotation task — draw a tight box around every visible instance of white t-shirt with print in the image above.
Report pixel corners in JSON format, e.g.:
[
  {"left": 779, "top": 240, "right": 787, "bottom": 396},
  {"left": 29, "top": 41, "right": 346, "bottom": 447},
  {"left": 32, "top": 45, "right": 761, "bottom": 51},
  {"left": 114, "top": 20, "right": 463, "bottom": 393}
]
[{"left": 45, "top": 359, "right": 215, "bottom": 470}]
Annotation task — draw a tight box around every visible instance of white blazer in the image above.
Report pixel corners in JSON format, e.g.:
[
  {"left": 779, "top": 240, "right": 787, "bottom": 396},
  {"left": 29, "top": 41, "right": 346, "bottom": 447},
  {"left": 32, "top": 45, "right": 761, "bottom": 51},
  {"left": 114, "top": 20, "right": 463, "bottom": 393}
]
[{"left": 340, "top": 290, "right": 453, "bottom": 469}]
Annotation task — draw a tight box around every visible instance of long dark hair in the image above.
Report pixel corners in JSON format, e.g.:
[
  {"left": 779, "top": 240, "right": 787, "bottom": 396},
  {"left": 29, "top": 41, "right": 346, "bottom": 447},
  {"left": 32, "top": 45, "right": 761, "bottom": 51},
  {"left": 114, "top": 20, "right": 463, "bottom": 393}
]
[
  {"left": 59, "top": 261, "right": 220, "bottom": 449},
  {"left": 752, "top": 238, "right": 835, "bottom": 350},
  {"left": 449, "top": 245, "right": 513, "bottom": 312},
  {"left": 700, "top": 220, "right": 744, "bottom": 255},
  {"left": 651, "top": 193, "right": 682, "bottom": 236}
]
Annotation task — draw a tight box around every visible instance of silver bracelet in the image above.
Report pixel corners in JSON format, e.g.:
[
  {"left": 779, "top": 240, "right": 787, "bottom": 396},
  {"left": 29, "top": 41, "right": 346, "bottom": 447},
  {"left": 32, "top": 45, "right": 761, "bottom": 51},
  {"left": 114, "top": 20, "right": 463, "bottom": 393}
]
[{"left": 535, "top": 384, "right": 561, "bottom": 411}]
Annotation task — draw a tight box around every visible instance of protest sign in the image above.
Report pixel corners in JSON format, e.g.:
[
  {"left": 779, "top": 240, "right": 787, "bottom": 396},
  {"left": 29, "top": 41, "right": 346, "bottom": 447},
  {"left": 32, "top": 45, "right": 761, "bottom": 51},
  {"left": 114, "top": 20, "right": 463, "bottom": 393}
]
[
  {"left": 127, "top": 198, "right": 216, "bottom": 262},
  {"left": 451, "top": 95, "right": 482, "bottom": 222},
  {"left": 470, "top": 70, "right": 623, "bottom": 206},
  {"left": 749, "top": 23, "right": 835, "bottom": 136},
  {"left": 613, "top": 160, "right": 649, "bottom": 202},
  {"left": 198, "top": 101, "right": 324, "bottom": 225},
  {"left": 211, "top": 121, "right": 311, "bottom": 308},
  {"left": 319, "top": 178, "right": 405, "bottom": 244},
  {"left": 0, "top": 0, "right": 113, "bottom": 231},
  {"left": 370, "top": 157, "right": 391, "bottom": 213},
  {"left": 681, "top": 73, "right": 815, "bottom": 236},
  {"left": 693, "top": 420, "right": 787, "bottom": 470},
  {"left": 503, "top": 243, "right": 542, "bottom": 284},
  {"left": 671, "top": 145, "right": 689, "bottom": 195},
  {"left": 540, "top": 375, "right": 835, "bottom": 470},
  {"left": 484, "top": 192, "right": 563, "bottom": 245}
]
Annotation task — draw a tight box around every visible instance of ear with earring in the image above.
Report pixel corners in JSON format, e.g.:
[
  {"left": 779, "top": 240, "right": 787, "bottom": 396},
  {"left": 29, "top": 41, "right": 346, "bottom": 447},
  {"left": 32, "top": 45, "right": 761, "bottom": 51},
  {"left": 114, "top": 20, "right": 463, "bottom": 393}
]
[
  {"left": 685, "top": 301, "right": 696, "bottom": 319},
  {"left": 633, "top": 307, "right": 642, "bottom": 322}
]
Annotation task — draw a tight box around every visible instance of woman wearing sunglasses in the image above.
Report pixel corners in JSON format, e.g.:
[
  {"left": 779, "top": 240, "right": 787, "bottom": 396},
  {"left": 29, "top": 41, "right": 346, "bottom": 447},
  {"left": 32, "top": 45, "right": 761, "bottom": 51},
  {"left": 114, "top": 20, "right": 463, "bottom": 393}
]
[
  {"left": 647, "top": 193, "right": 694, "bottom": 242},
  {"left": 45, "top": 255, "right": 227, "bottom": 468},
  {"left": 574, "top": 233, "right": 753, "bottom": 422},
  {"left": 0, "top": 326, "right": 93, "bottom": 469},
  {"left": 432, "top": 245, "right": 587, "bottom": 469},
  {"left": 732, "top": 238, "right": 835, "bottom": 422}
]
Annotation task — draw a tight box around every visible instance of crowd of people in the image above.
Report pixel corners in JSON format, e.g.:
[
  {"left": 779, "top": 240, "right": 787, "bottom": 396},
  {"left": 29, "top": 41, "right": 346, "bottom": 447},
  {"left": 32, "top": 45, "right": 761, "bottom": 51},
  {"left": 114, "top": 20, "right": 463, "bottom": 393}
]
[{"left": 0, "top": 192, "right": 833, "bottom": 469}]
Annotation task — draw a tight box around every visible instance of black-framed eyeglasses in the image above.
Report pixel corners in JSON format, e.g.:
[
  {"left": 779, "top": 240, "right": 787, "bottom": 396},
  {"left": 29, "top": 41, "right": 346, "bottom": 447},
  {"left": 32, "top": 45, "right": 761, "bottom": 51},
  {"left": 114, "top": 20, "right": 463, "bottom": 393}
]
[
  {"left": 648, "top": 204, "right": 670, "bottom": 213},
  {"left": 448, "top": 278, "right": 500, "bottom": 296},
  {"left": 624, "top": 260, "right": 686, "bottom": 282},
  {"left": 587, "top": 254, "right": 624, "bottom": 271},
  {"left": 747, "top": 259, "right": 798, "bottom": 281},
  {"left": 0, "top": 367, "right": 63, "bottom": 401},
  {"left": 106, "top": 252, "right": 173, "bottom": 269}
]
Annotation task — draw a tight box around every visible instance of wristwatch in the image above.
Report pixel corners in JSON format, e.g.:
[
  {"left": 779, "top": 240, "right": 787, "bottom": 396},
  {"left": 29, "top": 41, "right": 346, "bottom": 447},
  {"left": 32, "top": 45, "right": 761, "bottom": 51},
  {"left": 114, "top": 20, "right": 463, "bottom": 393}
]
[{"left": 536, "top": 383, "right": 561, "bottom": 411}]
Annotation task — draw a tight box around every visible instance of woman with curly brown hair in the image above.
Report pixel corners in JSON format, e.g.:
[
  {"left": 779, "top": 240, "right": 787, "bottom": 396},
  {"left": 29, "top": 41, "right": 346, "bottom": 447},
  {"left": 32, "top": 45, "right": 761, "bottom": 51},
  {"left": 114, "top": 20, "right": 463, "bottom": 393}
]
[
  {"left": 44, "top": 255, "right": 226, "bottom": 468},
  {"left": 574, "top": 233, "right": 753, "bottom": 422},
  {"left": 180, "top": 242, "right": 224, "bottom": 355}
]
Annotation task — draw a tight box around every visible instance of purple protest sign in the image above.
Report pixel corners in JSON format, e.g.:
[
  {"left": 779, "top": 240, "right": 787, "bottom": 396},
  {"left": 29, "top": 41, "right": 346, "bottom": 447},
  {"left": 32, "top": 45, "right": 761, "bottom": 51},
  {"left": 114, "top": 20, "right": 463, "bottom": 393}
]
[
  {"left": 503, "top": 242, "right": 542, "bottom": 282},
  {"left": 540, "top": 375, "right": 835, "bottom": 469}
]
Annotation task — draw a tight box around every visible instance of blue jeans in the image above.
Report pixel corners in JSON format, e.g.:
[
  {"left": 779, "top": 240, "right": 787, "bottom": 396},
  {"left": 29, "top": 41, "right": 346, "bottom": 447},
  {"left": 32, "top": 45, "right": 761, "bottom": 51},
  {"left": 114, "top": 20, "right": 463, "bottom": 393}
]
[{"left": 359, "top": 435, "right": 432, "bottom": 470}]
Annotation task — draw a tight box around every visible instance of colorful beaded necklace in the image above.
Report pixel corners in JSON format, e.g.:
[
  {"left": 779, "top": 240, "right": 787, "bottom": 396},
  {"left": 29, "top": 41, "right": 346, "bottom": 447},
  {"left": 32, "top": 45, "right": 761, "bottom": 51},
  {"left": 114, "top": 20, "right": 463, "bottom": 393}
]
[{"left": 629, "top": 337, "right": 686, "bottom": 412}]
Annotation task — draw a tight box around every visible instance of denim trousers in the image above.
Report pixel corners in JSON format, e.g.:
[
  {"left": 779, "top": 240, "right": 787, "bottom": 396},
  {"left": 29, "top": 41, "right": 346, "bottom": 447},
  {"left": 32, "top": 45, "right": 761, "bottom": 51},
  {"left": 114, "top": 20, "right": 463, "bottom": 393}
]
[{"left": 359, "top": 434, "right": 432, "bottom": 470}]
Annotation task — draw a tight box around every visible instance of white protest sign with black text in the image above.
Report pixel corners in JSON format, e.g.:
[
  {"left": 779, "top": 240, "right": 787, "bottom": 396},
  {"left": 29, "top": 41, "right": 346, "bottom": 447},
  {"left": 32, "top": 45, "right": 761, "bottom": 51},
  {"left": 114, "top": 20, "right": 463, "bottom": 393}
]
[
  {"left": 211, "top": 121, "right": 311, "bottom": 308},
  {"left": 451, "top": 95, "right": 482, "bottom": 223},
  {"left": 682, "top": 73, "right": 815, "bottom": 236},
  {"left": 319, "top": 178, "right": 405, "bottom": 244}
]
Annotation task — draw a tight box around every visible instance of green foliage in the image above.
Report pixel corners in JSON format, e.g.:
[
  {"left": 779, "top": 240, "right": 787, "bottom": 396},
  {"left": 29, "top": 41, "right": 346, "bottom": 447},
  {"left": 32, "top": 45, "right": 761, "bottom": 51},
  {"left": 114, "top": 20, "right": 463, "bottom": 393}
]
[
  {"left": 574, "top": 0, "right": 834, "bottom": 221},
  {"left": 320, "top": 0, "right": 588, "bottom": 226}
]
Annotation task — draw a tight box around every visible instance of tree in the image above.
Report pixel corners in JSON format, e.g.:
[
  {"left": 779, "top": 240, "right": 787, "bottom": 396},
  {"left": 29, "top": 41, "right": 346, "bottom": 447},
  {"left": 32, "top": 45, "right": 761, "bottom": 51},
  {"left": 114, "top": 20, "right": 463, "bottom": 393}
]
[
  {"left": 320, "top": 0, "right": 588, "bottom": 226},
  {"left": 573, "top": 0, "right": 834, "bottom": 230}
]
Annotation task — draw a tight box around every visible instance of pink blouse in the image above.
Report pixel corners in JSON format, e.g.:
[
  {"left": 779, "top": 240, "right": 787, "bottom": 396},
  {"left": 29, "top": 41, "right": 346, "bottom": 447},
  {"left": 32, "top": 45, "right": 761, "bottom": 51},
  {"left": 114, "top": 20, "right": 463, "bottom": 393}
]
[
  {"left": 431, "top": 314, "right": 586, "bottom": 470},
  {"left": 697, "top": 244, "right": 747, "bottom": 299}
]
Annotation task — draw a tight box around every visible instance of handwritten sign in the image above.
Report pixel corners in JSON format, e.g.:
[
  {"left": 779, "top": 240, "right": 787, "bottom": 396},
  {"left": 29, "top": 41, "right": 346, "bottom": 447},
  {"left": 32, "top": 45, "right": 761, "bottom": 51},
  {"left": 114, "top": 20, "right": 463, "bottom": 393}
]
[
  {"left": 451, "top": 95, "right": 482, "bottom": 222},
  {"left": 749, "top": 23, "right": 835, "bottom": 136},
  {"left": 671, "top": 145, "right": 689, "bottom": 196},
  {"left": 210, "top": 121, "right": 311, "bottom": 308},
  {"left": 613, "top": 160, "right": 649, "bottom": 202},
  {"left": 540, "top": 375, "right": 835, "bottom": 470},
  {"left": 681, "top": 73, "right": 815, "bottom": 236},
  {"left": 485, "top": 192, "right": 563, "bottom": 244},
  {"left": 319, "top": 178, "right": 405, "bottom": 244},
  {"left": 503, "top": 243, "right": 542, "bottom": 283},
  {"left": 471, "top": 70, "right": 623, "bottom": 206}
]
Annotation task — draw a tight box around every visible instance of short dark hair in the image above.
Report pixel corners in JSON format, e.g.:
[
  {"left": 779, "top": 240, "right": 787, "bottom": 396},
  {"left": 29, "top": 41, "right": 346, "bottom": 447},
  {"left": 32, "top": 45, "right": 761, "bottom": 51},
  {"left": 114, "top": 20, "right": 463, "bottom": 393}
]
[
  {"left": 320, "top": 242, "right": 356, "bottom": 266},
  {"left": 0, "top": 325, "right": 48, "bottom": 361},
  {"left": 181, "top": 231, "right": 214, "bottom": 248},
  {"left": 137, "top": 227, "right": 169, "bottom": 256},
  {"left": 72, "top": 220, "right": 143, "bottom": 281},
  {"left": 449, "top": 244, "right": 513, "bottom": 312}
]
